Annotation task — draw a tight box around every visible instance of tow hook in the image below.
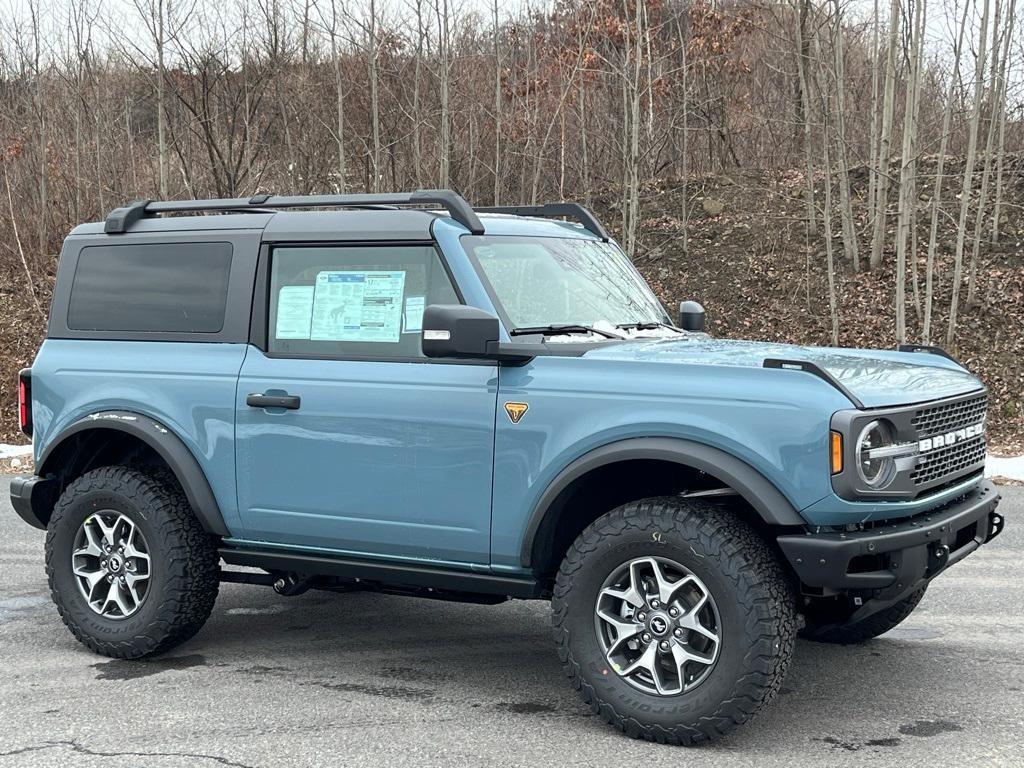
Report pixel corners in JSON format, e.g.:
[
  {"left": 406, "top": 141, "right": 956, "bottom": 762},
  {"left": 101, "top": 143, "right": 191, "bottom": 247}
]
[
  {"left": 273, "top": 573, "right": 311, "bottom": 596},
  {"left": 928, "top": 543, "right": 950, "bottom": 573}
]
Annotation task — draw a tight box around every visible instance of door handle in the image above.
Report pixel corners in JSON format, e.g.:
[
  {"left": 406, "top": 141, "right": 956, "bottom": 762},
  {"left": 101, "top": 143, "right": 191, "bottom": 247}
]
[{"left": 246, "top": 393, "right": 301, "bottom": 410}]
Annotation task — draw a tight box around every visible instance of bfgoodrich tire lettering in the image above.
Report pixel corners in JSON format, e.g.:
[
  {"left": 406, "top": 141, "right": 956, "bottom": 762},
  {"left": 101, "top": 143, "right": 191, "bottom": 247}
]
[
  {"left": 45, "top": 465, "right": 219, "bottom": 659},
  {"left": 551, "top": 497, "right": 798, "bottom": 745}
]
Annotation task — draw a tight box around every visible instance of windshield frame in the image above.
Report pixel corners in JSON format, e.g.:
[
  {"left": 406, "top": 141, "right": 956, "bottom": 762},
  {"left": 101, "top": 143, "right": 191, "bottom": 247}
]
[{"left": 460, "top": 234, "right": 671, "bottom": 337}]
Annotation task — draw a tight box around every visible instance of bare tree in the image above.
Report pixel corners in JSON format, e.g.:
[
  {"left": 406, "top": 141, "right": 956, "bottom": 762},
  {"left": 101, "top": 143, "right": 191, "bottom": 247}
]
[
  {"left": 923, "top": 0, "right": 970, "bottom": 345},
  {"left": 830, "top": 0, "right": 859, "bottom": 269},
  {"left": 869, "top": 0, "right": 901, "bottom": 270},
  {"left": 894, "top": 0, "right": 924, "bottom": 342},
  {"left": 988, "top": 0, "right": 1017, "bottom": 243},
  {"left": 948, "top": 0, "right": 992, "bottom": 347}
]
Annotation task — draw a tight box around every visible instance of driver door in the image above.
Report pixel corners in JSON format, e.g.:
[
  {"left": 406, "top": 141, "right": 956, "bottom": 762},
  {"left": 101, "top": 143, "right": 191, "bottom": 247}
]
[{"left": 234, "top": 243, "right": 498, "bottom": 565}]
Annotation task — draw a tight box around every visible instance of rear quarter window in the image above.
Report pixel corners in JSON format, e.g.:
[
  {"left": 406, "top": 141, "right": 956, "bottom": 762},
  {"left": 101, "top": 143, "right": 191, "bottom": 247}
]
[{"left": 67, "top": 243, "right": 233, "bottom": 333}]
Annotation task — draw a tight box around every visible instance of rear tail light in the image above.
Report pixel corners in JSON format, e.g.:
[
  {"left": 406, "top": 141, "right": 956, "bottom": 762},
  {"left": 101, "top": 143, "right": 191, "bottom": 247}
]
[{"left": 18, "top": 368, "right": 31, "bottom": 437}]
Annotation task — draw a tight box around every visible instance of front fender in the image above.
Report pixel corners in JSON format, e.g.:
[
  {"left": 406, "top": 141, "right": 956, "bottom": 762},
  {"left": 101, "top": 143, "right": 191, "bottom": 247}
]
[{"left": 518, "top": 437, "right": 806, "bottom": 568}]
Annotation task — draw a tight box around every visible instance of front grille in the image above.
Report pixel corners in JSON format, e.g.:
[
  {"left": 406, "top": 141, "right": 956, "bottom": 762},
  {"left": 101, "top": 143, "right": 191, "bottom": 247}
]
[
  {"left": 911, "top": 394, "right": 987, "bottom": 438},
  {"left": 910, "top": 393, "right": 987, "bottom": 488},
  {"left": 911, "top": 438, "right": 986, "bottom": 486}
]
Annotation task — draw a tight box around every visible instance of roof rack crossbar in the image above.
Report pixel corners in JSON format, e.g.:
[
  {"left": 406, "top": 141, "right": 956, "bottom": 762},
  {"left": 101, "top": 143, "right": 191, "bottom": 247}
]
[
  {"left": 475, "top": 203, "right": 611, "bottom": 241},
  {"left": 103, "top": 189, "right": 484, "bottom": 235}
]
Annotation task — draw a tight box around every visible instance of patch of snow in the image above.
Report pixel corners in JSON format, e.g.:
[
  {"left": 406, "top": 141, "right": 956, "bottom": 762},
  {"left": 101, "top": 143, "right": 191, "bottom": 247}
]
[
  {"left": 987, "top": 454, "right": 1024, "bottom": 482},
  {"left": 0, "top": 444, "right": 31, "bottom": 459}
]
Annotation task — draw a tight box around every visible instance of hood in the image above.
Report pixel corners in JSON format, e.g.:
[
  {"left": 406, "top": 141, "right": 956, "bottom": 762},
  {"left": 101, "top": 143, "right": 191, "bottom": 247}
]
[{"left": 582, "top": 336, "right": 984, "bottom": 409}]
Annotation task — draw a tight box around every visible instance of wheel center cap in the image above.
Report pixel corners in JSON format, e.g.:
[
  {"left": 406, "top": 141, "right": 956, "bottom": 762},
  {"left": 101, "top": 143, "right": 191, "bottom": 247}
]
[
  {"left": 107, "top": 555, "right": 123, "bottom": 573},
  {"left": 648, "top": 613, "right": 670, "bottom": 637}
]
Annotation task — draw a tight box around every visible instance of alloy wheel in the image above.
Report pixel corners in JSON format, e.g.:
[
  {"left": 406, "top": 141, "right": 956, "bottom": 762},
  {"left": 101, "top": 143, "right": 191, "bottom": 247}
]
[
  {"left": 71, "top": 511, "right": 152, "bottom": 619},
  {"left": 594, "top": 556, "right": 721, "bottom": 695}
]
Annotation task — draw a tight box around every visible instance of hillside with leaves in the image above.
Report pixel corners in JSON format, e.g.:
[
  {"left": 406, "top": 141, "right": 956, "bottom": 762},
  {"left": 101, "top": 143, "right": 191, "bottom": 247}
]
[{"left": 0, "top": 0, "right": 1021, "bottom": 446}]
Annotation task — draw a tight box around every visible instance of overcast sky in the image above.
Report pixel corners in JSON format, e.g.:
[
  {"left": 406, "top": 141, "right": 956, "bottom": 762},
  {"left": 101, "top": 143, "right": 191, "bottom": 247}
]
[{"left": 0, "top": 0, "right": 999, "bottom": 79}]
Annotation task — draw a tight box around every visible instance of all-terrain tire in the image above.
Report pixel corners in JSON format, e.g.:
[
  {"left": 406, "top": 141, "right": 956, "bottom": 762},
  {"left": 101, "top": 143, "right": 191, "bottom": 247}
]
[
  {"left": 799, "top": 587, "right": 927, "bottom": 644},
  {"left": 45, "top": 465, "right": 220, "bottom": 659},
  {"left": 551, "top": 497, "right": 798, "bottom": 745}
]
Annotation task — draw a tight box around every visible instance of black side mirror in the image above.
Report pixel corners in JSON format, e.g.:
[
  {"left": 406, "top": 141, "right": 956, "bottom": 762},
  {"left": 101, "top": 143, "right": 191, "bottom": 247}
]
[
  {"left": 678, "top": 301, "right": 706, "bottom": 332},
  {"left": 422, "top": 305, "right": 501, "bottom": 359}
]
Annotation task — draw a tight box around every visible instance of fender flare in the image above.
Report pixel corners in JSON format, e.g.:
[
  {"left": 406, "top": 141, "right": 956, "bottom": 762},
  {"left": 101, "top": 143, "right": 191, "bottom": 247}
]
[
  {"left": 520, "top": 437, "right": 805, "bottom": 567},
  {"left": 38, "top": 410, "right": 230, "bottom": 537}
]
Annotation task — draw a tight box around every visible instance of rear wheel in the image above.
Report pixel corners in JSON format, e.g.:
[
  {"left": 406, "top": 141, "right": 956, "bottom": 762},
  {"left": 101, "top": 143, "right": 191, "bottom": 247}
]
[
  {"left": 551, "top": 497, "right": 798, "bottom": 745},
  {"left": 800, "top": 587, "right": 927, "bottom": 644},
  {"left": 45, "top": 465, "right": 219, "bottom": 659}
]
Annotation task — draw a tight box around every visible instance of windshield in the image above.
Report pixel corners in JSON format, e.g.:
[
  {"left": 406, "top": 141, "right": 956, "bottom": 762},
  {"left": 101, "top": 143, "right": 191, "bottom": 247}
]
[{"left": 463, "top": 235, "right": 671, "bottom": 330}]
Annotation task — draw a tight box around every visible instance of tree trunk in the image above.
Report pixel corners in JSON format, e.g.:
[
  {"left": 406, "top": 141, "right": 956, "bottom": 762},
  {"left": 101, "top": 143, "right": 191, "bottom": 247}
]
[
  {"left": 867, "top": 0, "right": 881, "bottom": 231},
  {"left": 830, "top": 0, "right": 859, "bottom": 269},
  {"left": 813, "top": 31, "right": 839, "bottom": 345},
  {"left": 493, "top": 0, "right": 502, "bottom": 204},
  {"left": 368, "top": 0, "right": 381, "bottom": 192},
  {"left": 948, "top": 0, "right": 992, "bottom": 347},
  {"left": 988, "top": 0, "right": 1016, "bottom": 244},
  {"left": 894, "top": 0, "right": 924, "bottom": 343},
  {"left": 794, "top": 0, "right": 817, "bottom": 237},
  {"left": 923, "top": 0, "right": 970, "bottom": 345},
  {"left": 869, "top": 0, "right": 901, "bottom": 271}
]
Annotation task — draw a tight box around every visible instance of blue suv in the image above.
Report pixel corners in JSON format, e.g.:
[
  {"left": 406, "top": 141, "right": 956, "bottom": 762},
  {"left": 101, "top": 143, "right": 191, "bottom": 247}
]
[{"left": 11, "top": 191, "right": 1003, "bottom": 744}]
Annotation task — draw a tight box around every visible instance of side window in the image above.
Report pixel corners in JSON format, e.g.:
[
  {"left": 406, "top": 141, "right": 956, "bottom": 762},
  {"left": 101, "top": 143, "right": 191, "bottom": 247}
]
[
  {"left": 268, "top": 244, "right": 459, "bottom": 359},
  {"left": 68, "top": 242, "right": 232, "bottom": 333}
]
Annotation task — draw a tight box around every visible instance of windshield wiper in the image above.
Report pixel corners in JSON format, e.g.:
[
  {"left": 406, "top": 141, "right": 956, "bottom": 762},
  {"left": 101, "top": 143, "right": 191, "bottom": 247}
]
[
  {"left": 616, "top": 321, "right": 681, "bottom": 332},
  {"left": 510, "top": 324, "right": 622, "bottom": 339}
]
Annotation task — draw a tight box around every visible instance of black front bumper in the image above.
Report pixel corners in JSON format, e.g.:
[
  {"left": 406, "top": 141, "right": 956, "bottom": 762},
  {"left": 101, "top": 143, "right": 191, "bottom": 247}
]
[
  {"left": 10, "top": 474, "right": 57, "bottom": 530},
  {"left": 778, "top": 480, "right": 1002, "bottom": 601}
]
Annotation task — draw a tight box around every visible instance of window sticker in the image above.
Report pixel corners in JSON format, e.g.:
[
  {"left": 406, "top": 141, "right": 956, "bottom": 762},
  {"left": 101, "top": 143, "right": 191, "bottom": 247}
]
[
  {"left": 403, "top": 295, "right": 425, "bottom": 333},
  {"left": 275, "top": 285, "right": 314, "bottom": 339},
  {"left": 310, "top": 270, "right": 406, "bottom": 343}
]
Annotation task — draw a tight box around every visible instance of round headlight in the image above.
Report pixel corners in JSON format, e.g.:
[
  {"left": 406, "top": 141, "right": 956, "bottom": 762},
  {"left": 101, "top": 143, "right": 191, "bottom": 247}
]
[{"left": 856, "top": 420, "right": 897, "bottom": 489}]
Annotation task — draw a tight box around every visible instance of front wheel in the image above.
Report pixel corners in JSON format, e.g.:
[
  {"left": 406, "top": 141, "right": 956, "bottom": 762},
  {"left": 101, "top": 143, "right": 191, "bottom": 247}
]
[{"left": 551, "top": 497, "right": 798, "bottom": 745}]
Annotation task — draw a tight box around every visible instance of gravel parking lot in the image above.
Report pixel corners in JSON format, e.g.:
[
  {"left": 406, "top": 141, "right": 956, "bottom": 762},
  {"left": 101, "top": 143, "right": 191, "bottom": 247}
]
[{"left": 1, "top": 479, "right": 1021, "bottom": 768}]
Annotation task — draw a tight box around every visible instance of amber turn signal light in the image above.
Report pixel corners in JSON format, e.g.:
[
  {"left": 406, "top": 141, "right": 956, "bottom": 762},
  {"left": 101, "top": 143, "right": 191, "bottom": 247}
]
[{"left": 830, "top": 431, "right": 843, "bottom": 475}]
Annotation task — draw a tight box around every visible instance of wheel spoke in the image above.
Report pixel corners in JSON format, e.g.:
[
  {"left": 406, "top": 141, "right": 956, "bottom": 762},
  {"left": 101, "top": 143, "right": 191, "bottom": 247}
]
[
  {"left": 74, "top": 566, "right": 107, "bottom": 602},
  {"left": 677, "top": 593, "right": 719, "bottom": 645},
  {"left": 619, "top": 640, "right": 659, "bottom": 678},
  {"left": 92, "top": 515, "right": 120, "bottom": 548},
  {"left": 74, "top": 525, "right": 104, "bottom": 558},
  {"left": 649, "top": 560, "right": 695, "bottom": 605},
  {"left": 597, "top": 608, "right": 641, "bottom": 656},
  {"left": 600, "top": 584, "right": 644, "bottom": 609},
  {"left": 102, "top": 579, "right": 132, "bottom": 616},
  {"left": 671, "top": 642, "right": 716, "bottom": 672},
  {"left": 124, "top": 572, "right": 148, "bottom": 605},
  {"left": 124, "top": 527, "right": 150, "bottom": 567}
]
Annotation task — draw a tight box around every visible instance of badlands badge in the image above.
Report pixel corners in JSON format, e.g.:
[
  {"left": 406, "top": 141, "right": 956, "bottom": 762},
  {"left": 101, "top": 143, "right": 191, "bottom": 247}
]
[{"left": 504, "top": 402, "right": 529, "bottom": 424}]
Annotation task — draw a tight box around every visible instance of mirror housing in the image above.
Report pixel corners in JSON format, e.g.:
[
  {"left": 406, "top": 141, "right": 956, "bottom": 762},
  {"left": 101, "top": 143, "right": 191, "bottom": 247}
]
[
  {"left": 678, "top": 301, "right": 706, "bottom": 332},
  {"left": 422, "top": 304, "right": 501, "bottom": 359}
]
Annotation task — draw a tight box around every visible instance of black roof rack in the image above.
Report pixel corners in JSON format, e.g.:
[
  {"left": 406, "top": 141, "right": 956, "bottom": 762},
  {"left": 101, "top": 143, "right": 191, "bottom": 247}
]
[
  {"left": 475, "top": 203, "right": 610, "bottom": 241},
  {"left": 104, "top": 189, "right": 485, "bottom": 235},
  {"left": 103, "top": 191, "right": 614, "bottom": 241}
]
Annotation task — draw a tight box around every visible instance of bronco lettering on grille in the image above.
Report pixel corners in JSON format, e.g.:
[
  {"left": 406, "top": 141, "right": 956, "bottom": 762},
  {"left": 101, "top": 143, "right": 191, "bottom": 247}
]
[{"left": 918, "top": 421, "right": 985, "bottom": 453}]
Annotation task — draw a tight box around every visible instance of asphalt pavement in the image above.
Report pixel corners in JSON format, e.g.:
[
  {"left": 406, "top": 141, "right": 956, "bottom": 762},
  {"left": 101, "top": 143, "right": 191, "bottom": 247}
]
[{"left": 1, "top": 478, "right": 1021, "bottom": 767}]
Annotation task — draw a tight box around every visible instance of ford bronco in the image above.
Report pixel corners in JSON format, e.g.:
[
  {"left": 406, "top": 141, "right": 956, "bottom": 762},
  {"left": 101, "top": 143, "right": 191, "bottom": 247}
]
[{"left": 11, "top": 190, "right": 1002, "bottom": 744}]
